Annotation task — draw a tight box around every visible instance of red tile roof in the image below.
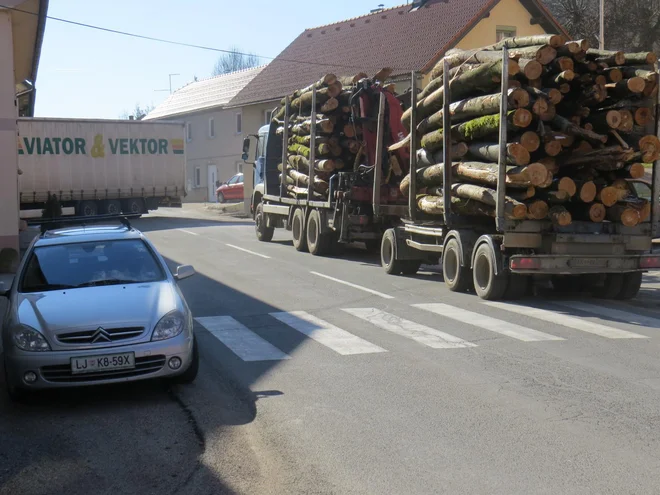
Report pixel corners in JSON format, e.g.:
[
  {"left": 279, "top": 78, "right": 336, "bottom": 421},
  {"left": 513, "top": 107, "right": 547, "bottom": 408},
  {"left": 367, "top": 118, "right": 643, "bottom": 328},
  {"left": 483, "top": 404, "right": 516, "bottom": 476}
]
[{"left": 229, "top": 0, "right": 566, "bottom": 107}]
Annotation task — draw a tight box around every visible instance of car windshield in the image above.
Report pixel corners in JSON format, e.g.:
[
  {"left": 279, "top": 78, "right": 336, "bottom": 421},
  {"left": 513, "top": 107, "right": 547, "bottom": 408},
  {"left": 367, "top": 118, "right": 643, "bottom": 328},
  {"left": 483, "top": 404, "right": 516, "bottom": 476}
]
[{"left": 19, "top": 239, "right": 165, "bottom": 293}]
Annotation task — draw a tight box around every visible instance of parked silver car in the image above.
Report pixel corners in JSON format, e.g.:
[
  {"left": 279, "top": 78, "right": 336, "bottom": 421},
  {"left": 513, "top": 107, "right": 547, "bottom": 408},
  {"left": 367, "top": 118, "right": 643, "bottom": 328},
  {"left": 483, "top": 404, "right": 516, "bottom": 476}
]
[{"left": 1, "top": 221, "right": 198, "bottom": 400}]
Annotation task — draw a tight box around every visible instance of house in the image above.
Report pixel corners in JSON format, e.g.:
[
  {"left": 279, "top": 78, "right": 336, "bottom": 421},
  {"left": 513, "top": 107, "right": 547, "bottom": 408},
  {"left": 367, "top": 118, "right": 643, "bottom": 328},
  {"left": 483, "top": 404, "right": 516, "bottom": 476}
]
[
  {"left": 144, "top": 65, "right": 264, "bottom": 203},
  {"left": 227, "top": 0, "right": 568, "bottom": 212}
]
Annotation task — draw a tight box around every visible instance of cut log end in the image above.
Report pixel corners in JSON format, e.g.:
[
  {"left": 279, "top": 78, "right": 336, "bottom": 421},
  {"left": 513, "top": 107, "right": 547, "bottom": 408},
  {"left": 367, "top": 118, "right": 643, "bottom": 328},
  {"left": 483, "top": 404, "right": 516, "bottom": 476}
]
[
  {"left": 578, "top": 181, "right": 597, "bottom": 203},
  {"left": 510, "top": 88, "right": 531, "bottom": 108},
  {"left": 544, "top": 140, "right": 562, "bottom": 157},
  {"left": 558, "top": 177, "right": 577, "bottom": 197},
  {"left": 608, "top": 68, "right": 623, "bottom": 83},
  {"left": 520, "top": 131, "right": 541, "bottom": 152},
  {"left": 606, "top": 110, "right": 623, "bottom": 129},
  {"left": 588, "top": 203, "right": 607, "bottom": 222},
  {"left": 639, "top": 135, "right": 660, "bottom": 162},
  {"left": 618, "top": 110, "right": 634, "bottom": 132},
  {"left": 627, "top": 77, "right": 647, "bottom": 94},
  {"left": 522, "top": 59, "right": 543, "bottom": 80},
  {"left": 628, "top": 163, "right": 646, "bottom": 179},
  {"left": 635, "top": 107, "right": 653, "bottom": 126},
  {"left": 509, "top": 143, "right": 531, "bottom": 165},
  {"left": 527, "top": 199, "right": 549, "bottom": 220},
  {"left": 512, "top": 204, "right": 528, "bottom": 219},
  {"left": 598, "top": 186, "right": 620, "bottom": 207},
  {"left": 613, "top": 207, "right": 641, "bottom": 227},
  {"left": 546, "top": 88, "right": 563, "bottom": 104},
  {"left": 512, "top": 108, "right": 534, "bottom": 128},
  {"left": 549, "top": 206, "right": 572, "bottom": 226},
  {"left": 532, "top": 98, "right": 549, "bottom": 117},
  {"left": 525, "top": 162, "right": 550, "bottom": 186}
]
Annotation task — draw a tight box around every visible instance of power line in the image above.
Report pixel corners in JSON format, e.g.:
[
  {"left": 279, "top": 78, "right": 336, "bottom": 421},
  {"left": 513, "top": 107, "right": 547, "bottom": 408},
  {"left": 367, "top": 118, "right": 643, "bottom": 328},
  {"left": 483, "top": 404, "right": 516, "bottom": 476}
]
[{"left": 1, "top": 4, "right": 414, "bottom": 72}]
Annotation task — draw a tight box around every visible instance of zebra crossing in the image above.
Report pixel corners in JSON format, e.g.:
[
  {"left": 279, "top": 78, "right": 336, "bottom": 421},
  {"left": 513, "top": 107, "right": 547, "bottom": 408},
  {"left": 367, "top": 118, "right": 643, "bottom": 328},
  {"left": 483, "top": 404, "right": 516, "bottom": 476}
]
[{"left": 195, "top": 299, "right": 660, "bottom": 362}]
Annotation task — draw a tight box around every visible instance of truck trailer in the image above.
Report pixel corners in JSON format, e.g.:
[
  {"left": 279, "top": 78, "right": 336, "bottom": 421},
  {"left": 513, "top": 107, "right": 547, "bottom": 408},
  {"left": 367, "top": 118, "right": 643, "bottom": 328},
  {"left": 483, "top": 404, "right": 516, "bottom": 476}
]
[{"left": 17, "top": 118, "right": 186, "bottom": 218}]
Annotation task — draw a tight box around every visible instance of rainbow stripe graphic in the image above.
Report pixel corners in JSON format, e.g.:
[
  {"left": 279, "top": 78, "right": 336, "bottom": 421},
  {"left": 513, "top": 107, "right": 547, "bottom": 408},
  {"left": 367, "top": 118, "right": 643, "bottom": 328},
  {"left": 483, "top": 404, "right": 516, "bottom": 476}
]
[{"left": 171, "top": 138, "right": 184, "bottom": 155}]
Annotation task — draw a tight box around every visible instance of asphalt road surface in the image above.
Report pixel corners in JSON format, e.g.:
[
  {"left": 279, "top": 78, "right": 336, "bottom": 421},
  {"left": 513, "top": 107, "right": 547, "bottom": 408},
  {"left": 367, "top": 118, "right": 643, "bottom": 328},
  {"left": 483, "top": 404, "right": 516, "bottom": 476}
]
[{"left": 3, "top": 204, "right": 660, "bottom": 494}]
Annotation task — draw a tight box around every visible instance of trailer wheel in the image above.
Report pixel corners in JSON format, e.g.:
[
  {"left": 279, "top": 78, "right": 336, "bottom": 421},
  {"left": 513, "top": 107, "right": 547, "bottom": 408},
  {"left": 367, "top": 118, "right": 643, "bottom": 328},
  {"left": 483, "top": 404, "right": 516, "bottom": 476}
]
[
  {"left": 472, "top": 243, "right": 508, "bottom": 300},
  {"left": 291, "top": 208, "right": 308, "bottom": 252},
  {"left": 255, "top": 203, "right": 274, "bottom": 242},
  {"left": 442, "top": 238, "right": 471, "bottom": 292},
  {"left": 103, "top": 200, "right": 122, "bottom": 215},
  {"left": 122, "top": 198, "right": 145, "bottom": 215},
  {"left": 616, "top": 272, "right": 642, "bottom": 300},
  {"left": 381, "top": 229, "right": 403, "bottom": 275},
  {"left": 594, "top": 273, "right": 624, "bottom": 299},
  {"left": 307, "top": 209, "right": 329, "bottom": 256},
  {"left": 79, "top": 200, "right": 98, "bottom": 217}
]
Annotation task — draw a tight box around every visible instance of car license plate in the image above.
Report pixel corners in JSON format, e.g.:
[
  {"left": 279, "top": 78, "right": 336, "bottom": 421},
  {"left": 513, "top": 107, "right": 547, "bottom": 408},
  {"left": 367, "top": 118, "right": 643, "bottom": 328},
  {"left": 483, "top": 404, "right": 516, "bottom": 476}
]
[
  {"left": 569, "top": 258, "right": 608, "bottom": 268},
  {"left": 71, "top": 352, "right": 135, "bottom": 374}
]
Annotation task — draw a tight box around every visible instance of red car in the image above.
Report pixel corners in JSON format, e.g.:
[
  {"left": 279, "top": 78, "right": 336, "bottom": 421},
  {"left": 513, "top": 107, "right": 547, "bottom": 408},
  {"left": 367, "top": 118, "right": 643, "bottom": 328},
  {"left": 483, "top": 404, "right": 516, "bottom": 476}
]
[{"left": 215, "top": 173, "right": 244, "bottom": 203}]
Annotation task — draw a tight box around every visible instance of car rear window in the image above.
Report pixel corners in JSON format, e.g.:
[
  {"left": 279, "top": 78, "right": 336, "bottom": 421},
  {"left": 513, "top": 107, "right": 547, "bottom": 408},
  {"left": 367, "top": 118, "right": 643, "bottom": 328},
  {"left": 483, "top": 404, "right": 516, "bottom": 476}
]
[{"left": 19, "top": 239, "right": 166, "bottom": 293}]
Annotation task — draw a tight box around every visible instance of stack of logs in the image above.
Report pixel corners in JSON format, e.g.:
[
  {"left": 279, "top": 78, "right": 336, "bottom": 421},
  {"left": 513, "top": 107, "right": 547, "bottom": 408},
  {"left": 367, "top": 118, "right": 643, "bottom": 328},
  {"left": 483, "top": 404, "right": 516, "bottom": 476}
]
[
  {"left": 273, "top": 70, "right": 393, "bottom": 200},
  {"left": 398, "top": 34, "right": 659, "bottom": 227}
]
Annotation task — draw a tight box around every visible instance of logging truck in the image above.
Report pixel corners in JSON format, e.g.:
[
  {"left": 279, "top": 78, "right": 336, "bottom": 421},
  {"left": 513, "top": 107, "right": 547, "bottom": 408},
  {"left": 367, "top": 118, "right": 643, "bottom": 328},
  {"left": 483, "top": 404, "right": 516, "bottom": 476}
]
[
  {"left": 381, "top": 42, "right": 660, "bottom": 301},
  {"left": 248, "top": 36, "right": 660, "bottom": 301}
]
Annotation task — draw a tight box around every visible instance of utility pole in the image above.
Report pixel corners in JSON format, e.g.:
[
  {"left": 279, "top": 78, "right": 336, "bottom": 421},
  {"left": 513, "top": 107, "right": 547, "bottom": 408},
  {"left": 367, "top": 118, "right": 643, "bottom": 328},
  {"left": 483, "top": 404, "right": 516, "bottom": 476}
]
[{"left": 599, "top": 0, "right": 605, "bottom": 50}]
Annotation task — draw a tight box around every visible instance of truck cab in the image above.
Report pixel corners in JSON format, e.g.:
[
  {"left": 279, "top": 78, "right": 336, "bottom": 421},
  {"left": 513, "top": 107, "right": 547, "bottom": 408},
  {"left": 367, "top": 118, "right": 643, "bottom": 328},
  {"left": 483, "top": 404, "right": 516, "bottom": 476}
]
[{"left": 246, "top": 123, "right": 274, "bottom": 218}]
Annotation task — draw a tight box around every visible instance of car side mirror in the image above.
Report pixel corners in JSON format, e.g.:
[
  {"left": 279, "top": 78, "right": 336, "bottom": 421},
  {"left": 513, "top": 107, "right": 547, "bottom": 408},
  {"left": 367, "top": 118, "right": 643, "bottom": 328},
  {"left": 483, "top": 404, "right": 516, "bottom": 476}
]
[{"left": 174, "top": 265, "right": 195, "bottom": 281}]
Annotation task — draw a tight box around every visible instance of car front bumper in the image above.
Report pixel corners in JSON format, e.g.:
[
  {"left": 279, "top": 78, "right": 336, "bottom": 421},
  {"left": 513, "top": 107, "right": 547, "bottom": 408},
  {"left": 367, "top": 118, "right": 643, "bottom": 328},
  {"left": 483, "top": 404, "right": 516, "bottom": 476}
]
[{"left": 3, "top": 331, "right": 194, "bottom": 389}]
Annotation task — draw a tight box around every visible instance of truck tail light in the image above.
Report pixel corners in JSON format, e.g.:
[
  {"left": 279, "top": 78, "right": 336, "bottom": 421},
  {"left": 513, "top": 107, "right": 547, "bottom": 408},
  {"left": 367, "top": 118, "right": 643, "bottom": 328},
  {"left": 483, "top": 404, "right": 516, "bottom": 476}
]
[
  {"left": 640, "top": 256, "right": 660, "bottom": 269},
  {"left": 510, "top": 257, "right": 541, "bottom": 270}
]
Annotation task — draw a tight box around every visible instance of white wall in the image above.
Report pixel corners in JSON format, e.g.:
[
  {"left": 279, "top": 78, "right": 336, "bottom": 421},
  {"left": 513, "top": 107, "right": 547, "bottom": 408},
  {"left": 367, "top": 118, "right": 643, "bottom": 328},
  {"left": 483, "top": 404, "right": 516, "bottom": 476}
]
[{"left": 0, "top": 10, "right": 20, "bottom": 266}]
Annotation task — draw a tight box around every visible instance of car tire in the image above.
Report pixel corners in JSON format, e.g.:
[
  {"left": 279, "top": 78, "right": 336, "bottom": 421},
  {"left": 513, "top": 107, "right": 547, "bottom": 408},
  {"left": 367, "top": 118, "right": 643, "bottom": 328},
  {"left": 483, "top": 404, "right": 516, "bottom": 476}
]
[
  {"left": 255, "top": 203, "right": 274, "bottom": 242},
  {"left": 171, "top": 336, "right": 199, "bottom": 385},
  {"left": 217, "top": 192, "right": 225, "bottom": 204}
]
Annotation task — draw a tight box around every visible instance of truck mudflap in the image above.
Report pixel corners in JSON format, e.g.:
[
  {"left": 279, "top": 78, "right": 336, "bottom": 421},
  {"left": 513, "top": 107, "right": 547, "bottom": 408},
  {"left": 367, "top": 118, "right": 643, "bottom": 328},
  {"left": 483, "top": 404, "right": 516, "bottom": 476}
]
[{"left": 509, "top": 254, "right": 660, "bottom": 275}]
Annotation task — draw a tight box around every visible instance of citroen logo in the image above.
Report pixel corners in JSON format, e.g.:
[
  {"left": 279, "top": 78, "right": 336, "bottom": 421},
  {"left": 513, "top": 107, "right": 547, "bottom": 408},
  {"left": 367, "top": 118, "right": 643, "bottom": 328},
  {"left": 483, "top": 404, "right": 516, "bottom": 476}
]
[{"left": 91, "top": 327, "right": 112, "bottom": 343}]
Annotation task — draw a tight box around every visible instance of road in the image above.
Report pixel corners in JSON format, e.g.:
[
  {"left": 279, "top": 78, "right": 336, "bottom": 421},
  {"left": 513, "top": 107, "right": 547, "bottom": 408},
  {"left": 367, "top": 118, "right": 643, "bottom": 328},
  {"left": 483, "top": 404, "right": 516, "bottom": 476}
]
[{"left": 3, "top": 204, "right": 660, "bottom": 494}]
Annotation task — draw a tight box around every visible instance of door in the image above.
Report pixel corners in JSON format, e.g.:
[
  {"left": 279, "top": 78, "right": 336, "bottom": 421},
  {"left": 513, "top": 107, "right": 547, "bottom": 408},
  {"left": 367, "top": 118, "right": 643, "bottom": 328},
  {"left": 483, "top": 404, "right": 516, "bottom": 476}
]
[{"left": 207, "top": 165, "right": 218, "bottom": 202}]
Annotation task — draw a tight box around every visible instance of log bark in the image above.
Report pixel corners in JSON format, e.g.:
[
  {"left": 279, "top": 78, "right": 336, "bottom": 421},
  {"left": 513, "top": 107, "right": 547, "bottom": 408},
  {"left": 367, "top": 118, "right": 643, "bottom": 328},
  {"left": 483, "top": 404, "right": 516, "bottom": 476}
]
[
  {"left": 483, "top": 34, "right": 566, "bottom": 50},
  {"left": 602, "top": 68, "right": 623, "bottom": 83},
  {"left": 526, "top": 199, "right": 549, "bottom": 219},
  {"left": 416, "top": 88, "right": 530, "bottom": 134},
  {"left": 584, "top": 110, "right": 623, "bottom": 131},
  {"left": 549, "top": 206, "right": 572, "bottom": 226},
  {"left": 288, "top": 168, "right": 329, "bottom": 194},
  {"left": 291, "top": 118, "right": 335, "bottom": 135},
  {"left": 509, "top": 186, "right": 536, "bottom": 201},
  {"left": 607, "top": 204, "right": 640, "bottom": 226},
  {"left": 420, "top": 109, "right": 533, "bottom": 153},
  {"left": 586, "top": 49, "right": 626, "bottom": 65},
  {"left": 508, "top": 45, "right": 557, "bottom": 65},
  {"left": 288, "top": 154, "right": 335, "bottom": 172},
  {"left": 622, "top": 52, "right": 658, "bottom": 65},
  {"left": 551, "top": 57, "right": 575, "bottom": 72},
  {"left": 573, "top": 202, "right": 606, "bottom": 222},
  {"left": 403, "top": 59, "right": 520, "bottom": 129},
  {"left": 467, "top": 142, "right": 531, "bottom": 166},
  {"left": 551, "top": 114, "right": 608, "bottom": 143},
  {"left": 538, "top": 156, "right": 558, "bottom": 173},
  {"left": 415, "top": 144, "right": 470, "bottom": 167},
  {"left": 605, "top": 78, "right": 646, "bottom": 98},
  {"left": 551, "top": 70, "right": 575, "bottom": 85},
  {"left": 339, "top": 73, "right": 367, "bottom": 86},
  {"left": 429, "top": 50, "right": 519, "bottom": 80},
  {"left": 417, "top": 195, "right": 496, "bottom": 218},
  {"left": 450, "top": 183, "right": 528, "bottom": 219}
]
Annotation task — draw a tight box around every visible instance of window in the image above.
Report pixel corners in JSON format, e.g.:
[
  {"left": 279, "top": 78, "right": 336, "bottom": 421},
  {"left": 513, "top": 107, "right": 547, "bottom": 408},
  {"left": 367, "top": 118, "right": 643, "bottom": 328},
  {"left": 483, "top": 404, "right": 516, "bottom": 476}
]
[
  {"left": 227, "top": 175, "right": 239, "bottom": 185},
  {"left": 194, "top": 167, "right": 201, "bottom": 187},
  {"left": 264, "top": 109, "right": 273, "bottom": 125},
  {"left": 208, "top": 117, "right": 215, "bottom": 138},
  {"left": 237, "top": 174, "right": 244, "bottom": 184},
  {"left": 20, "top": 240, "right": 165, "bottom": 292},
  {"left": 186, "top": 122, "right": 192, "bottom": 142},
  {"left": 496, "top": 26, "right": 517, "bottom": 42},
  {"left": 236, "top": 112, "right": 242, "bottom": 134}
]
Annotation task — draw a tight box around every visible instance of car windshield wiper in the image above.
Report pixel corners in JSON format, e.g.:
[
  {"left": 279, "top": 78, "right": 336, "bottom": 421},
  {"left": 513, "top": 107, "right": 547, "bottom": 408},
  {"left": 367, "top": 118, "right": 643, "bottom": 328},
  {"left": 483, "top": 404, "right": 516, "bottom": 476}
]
[
  {"left": 22, "top": 283, "right": 76, "bottom": 292},
  {"left": 75, "top": 279, "right": 140, "bottom": 288}
]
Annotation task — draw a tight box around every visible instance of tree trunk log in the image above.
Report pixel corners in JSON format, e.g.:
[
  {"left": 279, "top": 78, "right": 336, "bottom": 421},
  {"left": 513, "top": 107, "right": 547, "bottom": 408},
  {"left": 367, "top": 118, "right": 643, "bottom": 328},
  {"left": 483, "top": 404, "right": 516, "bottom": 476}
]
[
  {"left": 519, "top": 58, "right": 544, "bottom": 80},
  {"left": 618, "top": 110, "right": 634, "bottom": 132},
  {"left": 288, "top": 168, "right": 329, "bottom": 194},
  {"left": 624, "top": 163, "right": 645, "bottom": 179},
  {"left": 483, "top": 34, "right": 566, "bottom": 51},
  {"left": 509, "top": 186, "right": 536, "bottom": 201},
  {"left": 526, "top": 199, "right": 549, "bottom": 219},
  {"left": 597, "top": 185, "right": 628, "bottom": 207},
  {"left": 584, "top": 110, "right": 623, "bottom": 132},
  {"left": 551, "top": 114, "right": 608, "bottom": 143},
  {"left": 288, "top": 154, "right": 335, "bottom": 172},
  {"left": 415, "top": 144, "right": 470, "bottom": 167},
  {"left": 638, "top": 135, "right": 660, "bottom": 162},
  {"left": 507, "top": 45, "right": 558, "bottom": 65},
  {"left": 602, "top": 68, "right": 624, "bottom": 83},
  {"left": 517, "top": 131, "right": 541, "bottom": 152},
  {"left": 429, "top": 49, "right": 521, "bottom": 80},
  {"left": 467, "top": 142, "right": 530, "bottom": 165},
  {"left": 417, "top": 195, "right": 496, "bottom": 218},
  {"left": 450, "top": 183, "right": 527, "bottom": 219},
  {"left": 573, "top": 202, "right": 606, "bottom": 222},
  {"left": 622, "top": 52, "right": 658, "bottom": 65},
  {"left": 526, "top": 86, "right": 562, "bottom": 104},
  {"left": 607, "top": 204, "right": 640, "bottom": 226},
  {"left": 605, "top": 78, "right": 646, "bottom": 98},
  {"left": 416, "top": 88, "right": 530, "bottom": 134},
  {"left": 577, "top": 180, "right": 597, "bottom": 202},
  {"left": 549, "top": 206, "right": 572, "bottom": 226},
  {"left": 586, "top": 49, "right": 626, "bottom": 65}
]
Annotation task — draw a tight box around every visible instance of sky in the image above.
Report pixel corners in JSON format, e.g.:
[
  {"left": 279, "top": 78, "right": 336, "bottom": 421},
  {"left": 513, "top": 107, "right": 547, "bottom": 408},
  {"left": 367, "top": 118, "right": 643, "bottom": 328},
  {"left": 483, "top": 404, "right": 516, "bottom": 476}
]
[{"left": 35, "top": 0, "right": 399, "bottom": 119}]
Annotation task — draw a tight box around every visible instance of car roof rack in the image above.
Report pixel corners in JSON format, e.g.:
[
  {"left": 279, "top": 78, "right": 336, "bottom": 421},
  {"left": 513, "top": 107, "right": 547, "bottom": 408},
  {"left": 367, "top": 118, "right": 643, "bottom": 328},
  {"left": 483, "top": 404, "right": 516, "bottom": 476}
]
[{"left": 27, "top": 213, "right": 142, "bottom": 230}]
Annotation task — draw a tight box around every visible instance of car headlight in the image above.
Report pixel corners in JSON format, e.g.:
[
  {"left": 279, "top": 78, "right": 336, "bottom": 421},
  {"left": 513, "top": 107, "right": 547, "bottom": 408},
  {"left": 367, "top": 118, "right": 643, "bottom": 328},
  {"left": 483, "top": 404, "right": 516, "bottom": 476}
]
[
  {"left": 152, "top": 311, "right": 185, "bottom": 341},
  {"left": 12, "top": 325, "right": 51, "bottom": 351}
]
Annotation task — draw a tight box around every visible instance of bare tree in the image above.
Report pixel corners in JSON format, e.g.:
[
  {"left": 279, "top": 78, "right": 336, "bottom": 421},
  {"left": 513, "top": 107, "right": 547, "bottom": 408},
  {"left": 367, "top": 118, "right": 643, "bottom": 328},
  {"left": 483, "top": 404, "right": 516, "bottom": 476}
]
[
  {"left": 212, "top": 46, "right": 260, "bottom": 76},
  {"left": 120, "top": 103, "right": 155, "bottom": 120}
]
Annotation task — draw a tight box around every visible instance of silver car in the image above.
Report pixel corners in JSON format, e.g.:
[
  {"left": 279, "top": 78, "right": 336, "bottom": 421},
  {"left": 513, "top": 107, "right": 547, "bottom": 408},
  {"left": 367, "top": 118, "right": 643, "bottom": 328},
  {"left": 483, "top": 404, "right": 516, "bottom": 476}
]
[{"left": 1, "top": 222, "right": 198, "bottom": 400}]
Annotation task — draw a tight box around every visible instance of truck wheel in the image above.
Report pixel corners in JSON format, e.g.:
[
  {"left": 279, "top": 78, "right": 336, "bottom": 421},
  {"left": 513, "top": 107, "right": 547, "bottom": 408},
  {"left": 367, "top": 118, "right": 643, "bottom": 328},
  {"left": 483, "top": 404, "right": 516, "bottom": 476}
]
[
  {"left": 594, "top": 273, "right": 624, "bottom": 299},
  {"left": 617, "top": 272, "right": 642, "bottom": 300},
  {"left": 442, "top": 238, "right": 471, "bottom": 292},
  {"left": 122, "top": 198, "right": 145, "bottom": 215},
  {"left": 217, "top": 192, "right": 225, "bottom": 204},
  {"left": 504, "top": 274, "right": 530, "bottom": 300},
  {"left": 381, "top": 229, "right": 405, "bottom": 275},
  {"left": 80, "top": 200, "right": 98, "bottom": 216},
  {"left": 255, "top": 203, "right": 274, "bottom": 242},
  {"left": 472, "top": 243, "right": 508, "bottom": 300},
  {"left": 103, "top": 200, "right": 122, "bottom": 215},
  {"left": 307, "top": 209, "right": 329, "bottom": 256},
  {"left": 291, "top": 208, "right": 308, "bottom": 252}
]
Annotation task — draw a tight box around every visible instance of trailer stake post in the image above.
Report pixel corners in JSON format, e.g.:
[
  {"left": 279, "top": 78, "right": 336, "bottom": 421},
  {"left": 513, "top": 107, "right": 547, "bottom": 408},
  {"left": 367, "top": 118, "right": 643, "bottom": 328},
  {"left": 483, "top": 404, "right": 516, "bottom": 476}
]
[
  {"left": 373, "top": 92, "right": 386, "bottom": 219},
  {"left": 281, "top": 96, "right": 291, "bottom": 200},
  {"left": 496, "top": 47, "right": 510, "bottom": 232},
  {"left": 442, "top": 58, "right": 452, "bottom": 226},
  {"left": 409, "top": 72, "right": 418, "bottom": 221}
]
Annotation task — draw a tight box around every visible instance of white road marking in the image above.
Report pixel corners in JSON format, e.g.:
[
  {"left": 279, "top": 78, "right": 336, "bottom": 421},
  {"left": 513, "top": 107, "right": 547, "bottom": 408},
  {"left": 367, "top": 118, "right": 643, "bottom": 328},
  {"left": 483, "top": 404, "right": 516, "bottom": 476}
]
[
  {"left": 177, "top": 229, "right": 199, "bottom": 236},
  {"left": 310, "top": 271, "right": 394, "bottom": 299},
  {"left": 343, "top": 308, "right": 476, "bottom": 349},
  {"left": 414, "top": 303, "right": 564, "bottom": 342},
  {"left": 484, "top": 301, "right": 648, "bottom": 339},
  {"left": 196, "top": 316, "right": 289, "bottom": 361},
  {"left": 553, "top": 300, "right": 660, "bottom": 332},
  {"left": 270, "top": 311, "right": 387, "bottom": 355},
  {"left": 225, "top": 244, "right": 271, "bottom": 259}
]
